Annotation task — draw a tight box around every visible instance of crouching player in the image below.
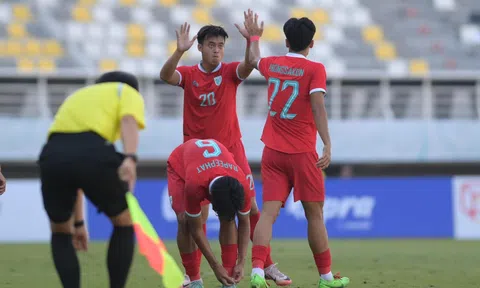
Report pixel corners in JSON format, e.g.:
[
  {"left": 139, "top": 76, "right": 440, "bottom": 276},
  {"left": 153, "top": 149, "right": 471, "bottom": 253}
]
[{"left": 167, "top": 138, "right": 251, "bottom": 288}]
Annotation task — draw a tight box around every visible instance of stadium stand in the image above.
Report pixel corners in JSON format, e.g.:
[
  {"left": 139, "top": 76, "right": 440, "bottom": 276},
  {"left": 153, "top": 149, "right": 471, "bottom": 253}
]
[{"left": 0, "top": 0, "right": 479, "bottom": 119}]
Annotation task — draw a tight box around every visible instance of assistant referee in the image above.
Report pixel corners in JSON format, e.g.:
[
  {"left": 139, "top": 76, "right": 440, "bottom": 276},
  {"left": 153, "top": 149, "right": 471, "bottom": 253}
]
[{"left": 37, "top": 71, "right": 146, "bottom": 288}]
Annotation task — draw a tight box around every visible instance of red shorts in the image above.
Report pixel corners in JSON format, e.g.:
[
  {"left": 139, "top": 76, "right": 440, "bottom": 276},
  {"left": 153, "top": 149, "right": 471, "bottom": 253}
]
[
  {"left": 228, "top": 139, "right": 255, "bottom": 197},
  {"left": 261, "top": 146, "right": 325, "bottom": 205},
  {"left": 166, "top": 162, "right": 187, "bottom": 215}
]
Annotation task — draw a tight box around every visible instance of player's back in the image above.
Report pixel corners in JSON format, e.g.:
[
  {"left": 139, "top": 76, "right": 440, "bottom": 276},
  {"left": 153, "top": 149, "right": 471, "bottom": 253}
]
[{"left": 258, "top": 53, "right": 327, "bottom": 154}]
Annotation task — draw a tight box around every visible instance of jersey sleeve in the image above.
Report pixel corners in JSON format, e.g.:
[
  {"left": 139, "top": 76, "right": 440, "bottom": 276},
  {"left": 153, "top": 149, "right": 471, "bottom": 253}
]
[
  {"left": 225, "top": 62, "right": 243, "bottom": 85},
  {"left": 257, "top": 57, "right": 272, "bottom": 79},
  {"left": 238, "top": 180, "right": 251, "bottom": 215},
  {"left": 184, "top": 181, "right": 205, "bottom": 217},
  {"left": 175, "top": 66, "right": 191, "bottom": 88},
  {"left": 118, "top": 83, "right": 146, "bottom": 129},
  {"left": 309, "top": 63, "right": 327, "bottom": 95}
]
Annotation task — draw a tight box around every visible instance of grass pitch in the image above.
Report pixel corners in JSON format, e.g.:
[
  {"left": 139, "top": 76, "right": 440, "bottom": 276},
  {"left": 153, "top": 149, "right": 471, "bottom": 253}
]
[{"left": 0, "top": 239, "right": 478, "bottom": 288}]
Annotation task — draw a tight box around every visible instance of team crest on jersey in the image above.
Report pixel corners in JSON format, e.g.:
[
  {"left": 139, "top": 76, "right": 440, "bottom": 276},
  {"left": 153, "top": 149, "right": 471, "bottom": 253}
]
[{"left": 214, "top": 76, "right": 222, "bottom": 86}]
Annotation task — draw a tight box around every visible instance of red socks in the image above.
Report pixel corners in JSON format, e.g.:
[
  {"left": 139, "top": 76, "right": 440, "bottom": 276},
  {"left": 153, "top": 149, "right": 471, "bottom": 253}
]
[
  {"left": 221, "top": 244, "right": 238, "bottom": 276},
  {"left": 314, "top": 249, "right": 332, "bottom": 274},
  {"left": 252, "top": 245, "right": 269, "bottom": 269},
  {"left": 250, "top": 212, "right": 274, "bottom": 268},
  {"left": 181, "top": 250, "right": 201, "bottom": 281}
]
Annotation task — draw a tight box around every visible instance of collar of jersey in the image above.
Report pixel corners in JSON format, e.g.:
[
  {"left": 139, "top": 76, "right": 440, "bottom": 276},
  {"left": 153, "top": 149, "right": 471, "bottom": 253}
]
[
  {"left": 286, "top": 52, "right": 307, "bottom": 59},
  {"left": 198, "top": 62, "right": 222, "bottom": 73}
]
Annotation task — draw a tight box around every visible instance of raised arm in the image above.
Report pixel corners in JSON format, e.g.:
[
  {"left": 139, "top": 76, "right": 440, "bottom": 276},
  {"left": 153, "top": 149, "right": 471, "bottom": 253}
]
[
  {"left": 244, "top": 10, "right": 264, "bottom": 69},
  {"left": 160, "top": 22, "right": 197, "bottom": 85},
  {"left": 234, "top": 10, "right": 256, "bottom": 79}
]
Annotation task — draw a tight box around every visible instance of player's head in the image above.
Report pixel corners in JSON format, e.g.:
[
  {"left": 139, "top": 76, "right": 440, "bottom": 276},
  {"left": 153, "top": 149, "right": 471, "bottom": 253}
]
[
  {"left": 197, "top": 25, "right": 229, "bottom": 66},
  {"left": 210, "top": 176, "right": 245, "bottom": 222},
  {"left": 95, "top": 71, "right": 139, "bottom": 92},
  {"left": 283, "top": 17, "right": 316, "bottom": 54}
]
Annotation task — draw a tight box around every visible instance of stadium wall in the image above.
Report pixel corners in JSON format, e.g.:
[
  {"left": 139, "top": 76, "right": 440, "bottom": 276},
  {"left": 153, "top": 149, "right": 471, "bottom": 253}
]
[{"left": 1, "top": 177, "right": 479, "bottom": 243}]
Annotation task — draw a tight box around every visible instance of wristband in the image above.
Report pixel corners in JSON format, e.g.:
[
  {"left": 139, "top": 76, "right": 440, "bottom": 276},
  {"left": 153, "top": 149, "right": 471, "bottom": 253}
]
[
  {"left": 250, "top": 35, "right": 260, "bottom": 42},
  {"left": 125, "top": 153, "right": 138, "bottom": 163},
  {"left": 74, "top": 220, "right": 84, "bottom": 228}
]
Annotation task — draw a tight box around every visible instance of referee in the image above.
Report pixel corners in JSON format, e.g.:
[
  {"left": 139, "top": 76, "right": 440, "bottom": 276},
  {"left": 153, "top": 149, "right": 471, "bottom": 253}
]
[{"left": 37, "top": 71, "right": 146, "bottom": 288}]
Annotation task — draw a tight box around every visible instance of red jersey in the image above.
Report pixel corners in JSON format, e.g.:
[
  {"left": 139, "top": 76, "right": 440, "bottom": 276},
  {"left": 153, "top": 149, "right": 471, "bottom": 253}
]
[
  {"left": 168, "top": 138, "right": 251, "bottom": 217},
  {"left": 176, "top": 62, "right": 244, "bottom": 149},
  {"left": 257, "top": 53, "right": 327, "bottom": 154}
]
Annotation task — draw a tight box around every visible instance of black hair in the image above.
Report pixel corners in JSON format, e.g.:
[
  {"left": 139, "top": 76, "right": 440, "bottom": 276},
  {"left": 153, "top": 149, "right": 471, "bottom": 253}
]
[
  {"left": 283, "top": 17, "right": 316, "bottom": 52},
  {"left": 95, "top": 71, "right": 139, "bottom": 92},
  {"left": 197, "top": 25, "right": 229, "bottom": 45},
  {"left": 210, "top": 176, "right": 245, "bottom": 222}
]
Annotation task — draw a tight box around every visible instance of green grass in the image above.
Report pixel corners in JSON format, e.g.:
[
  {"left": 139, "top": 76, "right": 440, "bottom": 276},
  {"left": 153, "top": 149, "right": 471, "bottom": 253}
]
[{"left": 0, "top": 239, "right": 479, "bottom": 287}]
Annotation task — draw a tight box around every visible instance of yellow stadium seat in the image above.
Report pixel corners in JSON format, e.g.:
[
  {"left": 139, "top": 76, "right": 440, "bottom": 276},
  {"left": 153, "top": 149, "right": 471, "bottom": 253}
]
[
  {"left": 127, "top": 24, "right": 146, "bottom": 41},
  {"left": 8, "top": 23, "right": 27, "bottom": 38},
  {"left": 159, "top": 0, "right": 178, "bottom": 7},
  {"left": 99, "top": 59, "right": 118, "bottom": 71},
  {"left": 12, "top": 4, "right": 32, "bottom": 22},
  {"left": 314, "top": 29, "right": 323, "bottom": 40},
  {"left": 197, "top": 0, "right": 216, "bottom": 7},
  {"left": 311, "top": 9, "right": 329, "bottom": 25},
  {"left": 363, "top": 25, "right": 383, "bottom": 43},
  {"left": 120, "top": 0, "right": 136, "bottom": 6},
  {"left": 17, "top": 58, "right": 34, "bottom": 72},
  {"left": 0, "top": 41, "right": 6, "bottom": 57},
  {"left": 126, "top": 42, "right": 145, "bottom": 57},
  {"left": 409, "top": 59, "right": 429, "bottom": 75},
  {"left": 167, "top": 41, "right": 177, "bottom": 54},
  {"left": 192, "top": 8, "right": 212, "bottom": 25},
  {"left": 6, "top": 41, "right": 23, "bottom": 56},
  {"left": 38, "top": 59, "right": 56, "bottom": 72},
  {"left": 375, "top": 42, "right": 396, "bottom": 60},
  {"left": 43, "top": 40, "right": 64, "bottom": 57},
  {"left": 72, "top": 6, "right": 92, "bottom": 22},
  {"left": 78, "top": 0, "right": 97, "bottom": 5},
  {"left": 25, "top": 40, "right": 41, "bottom": 56},
  {"left": 263, "top": 24, "right": 283, "bottom": 42},
  {"left": 290, "top": 8, "right": 308, "bottom": 19}
]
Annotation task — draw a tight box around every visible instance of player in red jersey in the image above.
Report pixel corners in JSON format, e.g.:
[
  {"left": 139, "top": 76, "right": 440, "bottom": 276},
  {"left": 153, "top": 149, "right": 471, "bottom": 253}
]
[
  {"left": 160, "top": 10, "right": 291, "bottom": 287},
  {"left": 243, "top": 14, "right": 350, "bottom": 288},
  {"left": 167, "top": 138, "right": 251, "bottom": 288}
]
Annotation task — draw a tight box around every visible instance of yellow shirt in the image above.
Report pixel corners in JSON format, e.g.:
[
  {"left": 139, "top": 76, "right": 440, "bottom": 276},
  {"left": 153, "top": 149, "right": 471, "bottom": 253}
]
[{"left": 49, "top": 82, "right": 146, "bottom": 142}]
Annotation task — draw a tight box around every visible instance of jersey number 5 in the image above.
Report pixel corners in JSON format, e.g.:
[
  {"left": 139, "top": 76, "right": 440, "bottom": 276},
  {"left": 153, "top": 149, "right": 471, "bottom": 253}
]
[
  {"left": 195, "top": 139, "right": 222, "bottom": 158},
  {"left": 267, "top": 77, "right": 299, "bottom": 120}
]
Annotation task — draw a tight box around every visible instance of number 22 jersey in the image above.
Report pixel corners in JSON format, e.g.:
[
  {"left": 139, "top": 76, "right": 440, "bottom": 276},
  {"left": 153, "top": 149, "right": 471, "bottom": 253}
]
[
  {"left": 176, "top": 62, "right": 244, "bottom": 149},
  {"left": 257, "top": 53, "right": 327, "bottom": 154}
]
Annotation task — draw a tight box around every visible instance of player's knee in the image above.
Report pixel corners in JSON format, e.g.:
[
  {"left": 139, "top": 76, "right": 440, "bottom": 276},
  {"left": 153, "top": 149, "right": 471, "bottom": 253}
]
[
  {"left": 261, "top": 201, "right": 283, "bottom": 222},
  {"left": 250, "top": 197, "right": 259, "bottom": 214},
  {"left": 110, "top": 209, "right": 133, "bottom": 226},
  {"left": 201, "top": 205, "right": 209, "bottom": 223},
  {"left": 177, "top": 213, "right": 189, "bottom": 231},
  {"left": 302, "top": 201, "right": 324, "bottom": 222}
]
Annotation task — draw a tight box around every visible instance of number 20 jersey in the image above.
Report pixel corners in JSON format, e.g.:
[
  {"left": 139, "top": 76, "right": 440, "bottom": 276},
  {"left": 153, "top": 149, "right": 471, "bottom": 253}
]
[
  {"left": 257, "top": 53, "right": 327, "bottom": 154},
  {"left": 176, "top": 62, "right": 244, "bottom": 149}
]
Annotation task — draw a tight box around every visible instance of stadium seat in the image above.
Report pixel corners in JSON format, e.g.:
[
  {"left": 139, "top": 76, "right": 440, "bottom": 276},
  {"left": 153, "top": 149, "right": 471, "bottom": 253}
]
[
  {"left": 409, "top": 58, "right": 429, "bottom": 75},
  {"left": 7, "top": 23, "right": 27, "bottom": 38},
  {"left": 120, "top": 0, "right": 137, "bottom": 6},
  {"left": 362, "top": 25, "right": 383, "bottom": 43},
  {"left": 126, "top": 42, "right": 145, "bottom": 57},
  {"left": 43, "top": 40, "right": 64, "bottom": 57},
  {"left": 72, "top": 6, "right": 92, "bottom": 23},
  {"left": 262, "top": 24, "right": 283, "bottom": 42},
  {"left": 311, "top": 9, "right": 330, "bottom": 25},
  {"left": 17, "top": 58, "right": 34, "bottom": 72},
  {"left": 290, "top": 8, "right": 309, "bottom": 19},
  {"left": 12, "top": 4, "right": 32, "bottom": 22},
  {"left": 158, "top": 0, "right": 178, "bottom": 7},
  {"left": 25, "top": 39, "right": 41, "bottom": 56},
  {"left": 375, "top": 42, "right": 397, "bottom": 60},
  {"left": 92, "top": 6, "right": 113, "bottom": 23},
  {"left": 6, "top": 40, "right": 22, "bottom": 56},
  {"left": 192, "top": 8, "right": 212, "bottom": 25},
  {"left": 127, "top": 24, "right": 146, "bottom": 41},
  {"left": 99, "top": 59, "right": 118, "bottom": 71},
  {"left": 167, "top": 40, "right": 176, "bottom": 55},
  {"left": 78, "top": 0, "right": 97, "bottom": 6},
  {"left": 197, "top": 0, "right": 216, "bottom": 7},
  {"left": 38, "top": 59, "right": 56, "bottom": 72}
]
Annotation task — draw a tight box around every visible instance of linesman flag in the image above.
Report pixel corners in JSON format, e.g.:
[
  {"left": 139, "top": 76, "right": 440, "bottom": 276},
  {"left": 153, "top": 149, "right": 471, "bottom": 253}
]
[{"left": 126, "top": 192, "right": 183, "bottom": 288}]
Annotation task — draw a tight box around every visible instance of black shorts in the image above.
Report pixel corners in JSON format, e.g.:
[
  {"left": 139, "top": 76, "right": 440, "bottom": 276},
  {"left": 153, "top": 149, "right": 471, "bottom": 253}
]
[{"left": 38, "top": 132, "right": 129, "bottom": 223}]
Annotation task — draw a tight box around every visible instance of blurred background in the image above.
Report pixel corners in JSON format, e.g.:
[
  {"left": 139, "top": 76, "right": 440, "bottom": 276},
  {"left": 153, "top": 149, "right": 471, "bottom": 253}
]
[{"left": 0, "top": 0, "right": 479, "bottom": 272}]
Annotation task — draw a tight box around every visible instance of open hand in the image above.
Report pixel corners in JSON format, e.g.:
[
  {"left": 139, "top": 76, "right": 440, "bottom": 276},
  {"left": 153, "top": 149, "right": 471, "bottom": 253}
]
[
  {"left": 176, "top": 22, "right": 197, "bottom": 52},
  {"left": 243, "top": 9, "right": 264, "bottom": 37}
]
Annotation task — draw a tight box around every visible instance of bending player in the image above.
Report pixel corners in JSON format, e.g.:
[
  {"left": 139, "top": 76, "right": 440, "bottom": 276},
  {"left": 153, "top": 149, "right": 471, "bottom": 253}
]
[
  {"left": 159, "top": 9, "right": 291, "bottom": 287},
  {"left": 167, "top": 138, "right": 252, "bottom": 288},
  {"left": 243, "top": 14, "right": 350, "bottom": 288}
]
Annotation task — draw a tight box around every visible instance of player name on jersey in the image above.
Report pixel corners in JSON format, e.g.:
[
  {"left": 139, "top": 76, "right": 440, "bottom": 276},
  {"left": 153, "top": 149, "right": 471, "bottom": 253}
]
[
  {"left": 196, "top": 159, "right": 239, "bottom": 174},
  {"left": 268, "top": 64, "right": 305, "bottom": 77}
]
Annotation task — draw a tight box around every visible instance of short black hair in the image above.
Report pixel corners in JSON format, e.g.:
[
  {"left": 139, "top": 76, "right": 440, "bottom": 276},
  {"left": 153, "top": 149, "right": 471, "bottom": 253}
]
[
  {"left": 197, "top": 25, "right": 229, "bottom": 45},
  {"left": 210, "top": 176, "right": 245, "bottom": 222},
  {"left": 283, "top": 17, "right": 316, "bottom": 52},
  {"left": 95, "top": 71, "right": 139, "bottom": 92}
]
